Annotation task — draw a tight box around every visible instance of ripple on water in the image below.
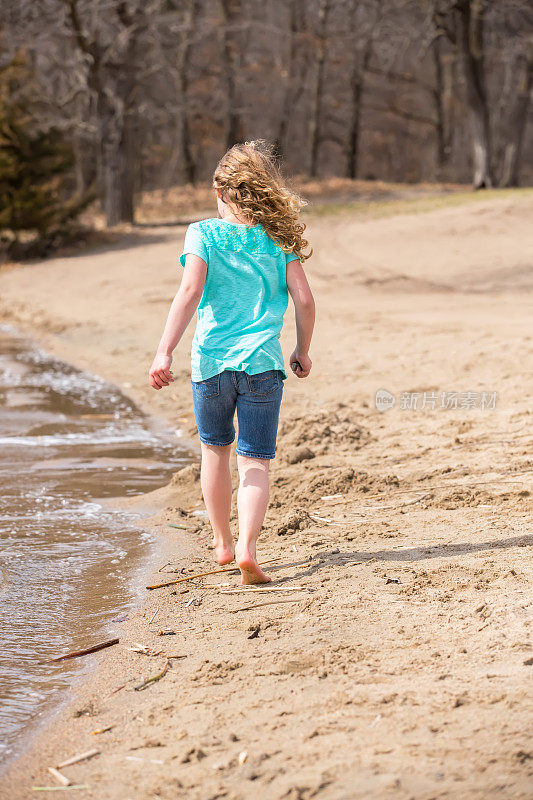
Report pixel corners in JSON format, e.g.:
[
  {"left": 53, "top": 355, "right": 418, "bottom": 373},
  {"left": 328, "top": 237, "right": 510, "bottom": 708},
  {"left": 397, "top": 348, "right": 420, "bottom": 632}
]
[{"left": 0, "top": 325, "right": 195, "bottom": 763}]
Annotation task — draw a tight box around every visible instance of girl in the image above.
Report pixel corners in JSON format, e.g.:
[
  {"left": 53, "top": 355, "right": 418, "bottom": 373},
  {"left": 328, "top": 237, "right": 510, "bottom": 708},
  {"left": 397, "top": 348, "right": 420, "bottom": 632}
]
[{"left": 149, "top": 141, "right": 315, "bottom": 584}]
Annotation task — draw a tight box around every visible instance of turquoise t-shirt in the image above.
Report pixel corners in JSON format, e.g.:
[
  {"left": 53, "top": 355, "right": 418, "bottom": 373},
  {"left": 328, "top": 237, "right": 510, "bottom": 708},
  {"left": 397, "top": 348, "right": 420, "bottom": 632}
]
[{"left": 179, "top": 218, "right": 300, "bottom": 382}]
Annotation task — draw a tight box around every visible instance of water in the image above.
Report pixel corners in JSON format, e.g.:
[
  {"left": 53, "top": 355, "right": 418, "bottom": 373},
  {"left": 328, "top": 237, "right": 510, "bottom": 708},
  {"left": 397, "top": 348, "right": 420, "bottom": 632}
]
[{"left": 0, "top": 326, "right": 195, "bottom": 763}]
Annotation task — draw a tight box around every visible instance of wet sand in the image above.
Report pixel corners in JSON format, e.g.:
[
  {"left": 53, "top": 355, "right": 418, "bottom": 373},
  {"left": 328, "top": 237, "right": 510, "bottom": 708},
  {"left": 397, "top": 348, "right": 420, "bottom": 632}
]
[{"left": 0, "top": 190, "right": 532, "bottom": 798}]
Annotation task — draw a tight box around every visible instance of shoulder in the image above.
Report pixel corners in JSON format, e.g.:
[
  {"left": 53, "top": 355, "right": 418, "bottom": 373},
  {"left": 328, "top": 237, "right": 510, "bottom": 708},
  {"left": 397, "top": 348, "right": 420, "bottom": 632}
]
[
  {"left": 187, "top": 218, "right": 224, "bottom": 243},
  {"left": 183, "top": 219, "right": 217, "bottom": 234},
  {"left": 195, "top": 218, "right": 220, "bottom": 232}
]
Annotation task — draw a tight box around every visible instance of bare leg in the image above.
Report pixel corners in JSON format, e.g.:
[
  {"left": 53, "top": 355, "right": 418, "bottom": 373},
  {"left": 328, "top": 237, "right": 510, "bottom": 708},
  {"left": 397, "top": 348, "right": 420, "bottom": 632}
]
[
  {"left": 235, "top": 454, "right": 272, "bottom": 584},
  {"left": 199, "top": 442, "right": 234, "bottom": 565}
]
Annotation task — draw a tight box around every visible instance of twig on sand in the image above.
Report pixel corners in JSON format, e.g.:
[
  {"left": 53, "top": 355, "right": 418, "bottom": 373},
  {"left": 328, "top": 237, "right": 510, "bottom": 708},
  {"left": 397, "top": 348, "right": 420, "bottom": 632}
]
[
  {"left": 219, "top": 586, "right": 310, "bottom": 594},
  {"left": 32, "top": 786, "right": 90, "bottom": 792},
  {"left": 134, "top": 659, "right": 170, "bottom": 691},
  {"left": 146, "top": 559, "right": 278, "bottom": 590},
  {"left": 168, "top": 523, "right": 188, "bottom": 530},
  {"left": 230, "top": 598, "right": 303, "bottom": 613},
  {"left": 357, "top": 493, "right": 430, "bottom": 512},
  {"left": 91, "top": 725, "right": 113, "bottom": 735},
  {"left": 150, "top": 626, "right": 196, "bottom": 635},
  {"left": 107, "top": 683, "right": 127, "bottom": 696},
  {"left": 47, "top": 768, "right": 71, "bottom": 786},
  {"left": 43, "top": 639, "right": 119, "bottom": 663},
  {"left": 309, "top": 514, "right": 337, "bottom": 524},
  {"left": 56, "top": 749, "right": 99, "bottom": 769},
  {"left": 199, "top": 583, "right": 231, "bottom": 589}
]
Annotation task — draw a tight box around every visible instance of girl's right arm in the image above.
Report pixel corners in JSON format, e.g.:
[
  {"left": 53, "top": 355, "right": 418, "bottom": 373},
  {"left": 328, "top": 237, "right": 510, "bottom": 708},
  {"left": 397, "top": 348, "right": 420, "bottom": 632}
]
[
  {"left": 149, "top": 254, "right": 207, "bottom": 390},
  {"left": 286, "top": 259, "right": 315, "bottom": 378}
]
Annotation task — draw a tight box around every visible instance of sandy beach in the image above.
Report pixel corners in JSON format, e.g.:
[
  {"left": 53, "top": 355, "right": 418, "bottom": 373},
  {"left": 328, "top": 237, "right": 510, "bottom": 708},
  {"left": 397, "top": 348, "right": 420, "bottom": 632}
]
[{"left": 0, "top": 189, "right": 532, "bottom": 799}]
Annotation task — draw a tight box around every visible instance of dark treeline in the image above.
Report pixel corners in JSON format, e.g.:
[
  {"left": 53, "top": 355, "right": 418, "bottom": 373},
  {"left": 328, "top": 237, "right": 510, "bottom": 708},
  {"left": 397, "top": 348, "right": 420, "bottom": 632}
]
[{"left": 0, "top": 0, "right": 531, "bottom": 227}]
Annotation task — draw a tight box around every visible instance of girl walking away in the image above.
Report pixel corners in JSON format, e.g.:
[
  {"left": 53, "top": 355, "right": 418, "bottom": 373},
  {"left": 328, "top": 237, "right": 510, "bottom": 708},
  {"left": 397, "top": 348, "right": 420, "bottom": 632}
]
[{"left": 149, "top": 141, "right": 315, "bottom": 584}]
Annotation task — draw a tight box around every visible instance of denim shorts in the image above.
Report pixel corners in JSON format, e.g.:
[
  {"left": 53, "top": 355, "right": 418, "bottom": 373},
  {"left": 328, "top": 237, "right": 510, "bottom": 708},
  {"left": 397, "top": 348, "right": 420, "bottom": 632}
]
[{"left": 191, "top": 369, "right": 284, "bottom": 459}]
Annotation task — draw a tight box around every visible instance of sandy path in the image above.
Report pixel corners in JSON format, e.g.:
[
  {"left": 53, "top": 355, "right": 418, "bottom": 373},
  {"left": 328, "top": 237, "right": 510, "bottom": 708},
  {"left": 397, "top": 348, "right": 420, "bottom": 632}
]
[{"left": 0, "top": 191, "right": 531, "bottom": 799}]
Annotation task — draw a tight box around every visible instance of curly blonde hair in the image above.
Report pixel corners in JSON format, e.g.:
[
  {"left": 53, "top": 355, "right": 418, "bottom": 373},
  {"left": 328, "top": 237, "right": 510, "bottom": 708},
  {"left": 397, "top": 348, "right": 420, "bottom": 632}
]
[{"left": 213, "top": 140, "right": 312, "bottom": 262}]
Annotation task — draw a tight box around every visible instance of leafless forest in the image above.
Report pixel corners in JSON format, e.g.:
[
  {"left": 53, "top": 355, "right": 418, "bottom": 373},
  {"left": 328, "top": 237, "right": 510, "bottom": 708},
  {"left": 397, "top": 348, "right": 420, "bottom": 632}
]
[{"left": 1, "top": 0, "right": 532, "bottom": 226}]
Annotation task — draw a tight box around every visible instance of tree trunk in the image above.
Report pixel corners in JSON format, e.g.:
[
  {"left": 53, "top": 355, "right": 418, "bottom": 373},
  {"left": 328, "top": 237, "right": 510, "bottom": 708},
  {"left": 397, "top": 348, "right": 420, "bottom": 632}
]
[
  {"left": 97, "top": 93, "right": 134, "bottom": 227},
  {"left": 220, "top": 0, "right": 244, "bottom": 149},
  {"left": 346, "top": 75, "right": 363, "bottom": 180},
  {"left": 345, "top": 0, "right": 382, "bottom": 180},
  {"left": 307, "top": 0, "right": 330, "bottom": 177},
  {"left": 432, "top": 35, "right": 447, "bottom": 178},
  {"left": 274, "top": 0, "right": 310, "bottom": 163},
  {"left": 173, "top": 0, "right": 198, "bottom": 185},
  {"left": 100, "top": 125, "right": 129, "bottom": 226},
  {"left": 456, "top": 0, "right": 493, "bottom": 189},
  {"left": 63, "top": 0, "right": 140, "bottom": 226},
  {"left": 119, "top": 109, "right": 135, "bottom": 222},
  {"left": 346, "top": 37, "right": 374, "bottom": 180},
  {"left": 500, "top": 49, "right": 532, "bottom": 187},
  {"left": 178, "top": 110, "right": 196, "bottom": 185}
]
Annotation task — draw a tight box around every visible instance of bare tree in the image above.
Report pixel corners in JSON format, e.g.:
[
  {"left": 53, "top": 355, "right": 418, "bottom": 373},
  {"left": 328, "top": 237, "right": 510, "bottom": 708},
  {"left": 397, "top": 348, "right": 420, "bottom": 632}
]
[
  {"left": 308, "top": 0, "right": 331, "bottom": 177},
  {"left": 433, "top": 0, "right": 493, "bottom": 188},
  {"left": 157, "top": 0, "right": 200, "bottom": 186},
  {"left": 274, "top": 0, "right": 309, "bottom": 162},
  {"left": 220, "top": 0, "right": 245, "bottom": 149},
  {"left": 500, "top": 46, "right": 532, "bottom": 186},
  {"left": 55, "top": 0, "right": 155, "bottom": 224},
  {"left": 346, "top": 0, "right": 384, "bottom": 179},
  {"left": 430, "top": 32, "right": 457, "bottom": 177}
]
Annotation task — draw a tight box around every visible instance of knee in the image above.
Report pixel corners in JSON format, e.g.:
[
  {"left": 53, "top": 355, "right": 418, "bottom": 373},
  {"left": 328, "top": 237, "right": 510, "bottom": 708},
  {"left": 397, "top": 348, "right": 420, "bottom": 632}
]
[{"left": 237, "top": 454, "right": 270, "bottom": 477}]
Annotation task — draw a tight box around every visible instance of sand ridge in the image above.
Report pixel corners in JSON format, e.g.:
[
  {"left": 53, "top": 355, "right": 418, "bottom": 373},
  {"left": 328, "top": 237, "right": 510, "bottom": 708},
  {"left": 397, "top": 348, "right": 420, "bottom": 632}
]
[{"left": 0, "top": 191, "right": 531, "bottom": 798}]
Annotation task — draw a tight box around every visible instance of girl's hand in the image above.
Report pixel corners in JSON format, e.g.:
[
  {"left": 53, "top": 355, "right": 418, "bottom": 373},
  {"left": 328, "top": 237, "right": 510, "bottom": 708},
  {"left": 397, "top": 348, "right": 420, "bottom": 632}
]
[
  {"left": 149, "top": 353, "right": 174, "bottom": 390},
  {"left": 290, "top": 350, "right": 312, "bottom": 378}
]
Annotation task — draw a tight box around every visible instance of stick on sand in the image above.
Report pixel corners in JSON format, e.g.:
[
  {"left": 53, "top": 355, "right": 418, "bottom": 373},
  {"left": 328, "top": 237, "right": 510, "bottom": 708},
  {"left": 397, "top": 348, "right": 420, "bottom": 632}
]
[
  {"left": 146, "top": 559, "right": 278, "bottom": 590},
  {"left": 134, "top": 659, "right": 170, "bottom": 691},
  {"left": 230, "top": 598, "right": 303, "bottom": 613},
  {"left": 32, "top": 786, "right": 90, "bottom": 792},
  {"left": 56, "top": 749, "right": 100, "bottom": 769},
  {"left": 219, "top": 586, "right": 308, "bottom": 594},
  {"left": 43, "top": 638, "right": 119, "bottom": 663},
  {"left": 47, "top": 768, "right": 71, "bottom": 786}
]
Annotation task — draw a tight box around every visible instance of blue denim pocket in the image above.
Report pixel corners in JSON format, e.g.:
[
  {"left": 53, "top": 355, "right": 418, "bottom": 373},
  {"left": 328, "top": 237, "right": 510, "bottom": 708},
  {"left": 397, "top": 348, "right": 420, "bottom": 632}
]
[
  {"left": 245, "top": 369, "right": 281, "bottom": 397},
  {"left": 192, "top": 373, "right": 220, "bottom": 398}
]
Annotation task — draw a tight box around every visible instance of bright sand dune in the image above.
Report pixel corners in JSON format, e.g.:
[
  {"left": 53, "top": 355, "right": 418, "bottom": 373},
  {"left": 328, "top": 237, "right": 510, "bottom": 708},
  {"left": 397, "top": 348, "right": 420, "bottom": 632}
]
[{"left": 0, "top": 191, "right": 532, "bottom": 799}]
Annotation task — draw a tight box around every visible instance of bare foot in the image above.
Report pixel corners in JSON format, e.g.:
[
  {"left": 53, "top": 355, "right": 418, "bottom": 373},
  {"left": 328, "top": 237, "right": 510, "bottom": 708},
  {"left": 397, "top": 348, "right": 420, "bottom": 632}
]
[
  {"left": 235, "top": 544, "right": 271, "bottom": 585},
  {"left": 213, "top": 538, "right": 235, "bottom": 566}
]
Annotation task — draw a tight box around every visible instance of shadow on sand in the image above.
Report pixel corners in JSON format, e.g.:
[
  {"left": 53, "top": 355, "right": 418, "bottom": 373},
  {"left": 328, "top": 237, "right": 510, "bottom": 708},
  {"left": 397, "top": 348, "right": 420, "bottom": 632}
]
[{"left": 267, "top": 533, "right": 532, "bottom": 584}]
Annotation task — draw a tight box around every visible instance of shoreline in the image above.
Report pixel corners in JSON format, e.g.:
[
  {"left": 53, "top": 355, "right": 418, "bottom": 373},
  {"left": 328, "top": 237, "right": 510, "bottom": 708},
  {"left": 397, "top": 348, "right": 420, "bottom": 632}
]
[
  {"left": 0, "top": 330, "right": 201, "bottom": 782},
  {"left": 0, "top": 498, "right": 201, "bottom": 794},
  {"left": 1, "top": 195, "right": 532, "bottom": 798}
]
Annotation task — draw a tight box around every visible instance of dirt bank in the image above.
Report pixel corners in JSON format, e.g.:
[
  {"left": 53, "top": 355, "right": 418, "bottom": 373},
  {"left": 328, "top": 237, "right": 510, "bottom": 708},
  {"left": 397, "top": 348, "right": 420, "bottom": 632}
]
[{"left": 0, "top": 190, "right": 532, "bottom": 799}]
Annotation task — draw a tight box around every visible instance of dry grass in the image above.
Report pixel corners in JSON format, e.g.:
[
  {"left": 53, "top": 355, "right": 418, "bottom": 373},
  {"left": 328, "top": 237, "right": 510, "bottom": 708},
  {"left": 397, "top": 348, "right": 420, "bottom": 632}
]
[
  {"left": 76, "top": 178, "right": 533, "bottom": 237},
  {"left": 131, "top": 179, "right": 533, "bottom": 226}
]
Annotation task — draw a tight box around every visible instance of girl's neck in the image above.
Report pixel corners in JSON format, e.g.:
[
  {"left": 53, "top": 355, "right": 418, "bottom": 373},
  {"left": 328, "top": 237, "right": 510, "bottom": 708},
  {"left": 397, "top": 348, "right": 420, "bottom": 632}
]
[{"left": 219, "top": 204, "right": 249, "bottom": 226}]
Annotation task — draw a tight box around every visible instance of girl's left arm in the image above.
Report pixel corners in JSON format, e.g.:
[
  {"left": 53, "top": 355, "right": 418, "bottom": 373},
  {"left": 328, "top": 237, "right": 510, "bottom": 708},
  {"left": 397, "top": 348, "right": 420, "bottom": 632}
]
[{"left": 149, "top": 254, "right": 207, "bottom": 390}]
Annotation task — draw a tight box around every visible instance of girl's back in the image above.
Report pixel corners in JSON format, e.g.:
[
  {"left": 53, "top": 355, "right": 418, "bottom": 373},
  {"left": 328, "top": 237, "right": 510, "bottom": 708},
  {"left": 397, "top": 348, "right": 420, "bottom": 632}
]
[{"left": 180, "top": 217, "right": 300, "bottom": 382}]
